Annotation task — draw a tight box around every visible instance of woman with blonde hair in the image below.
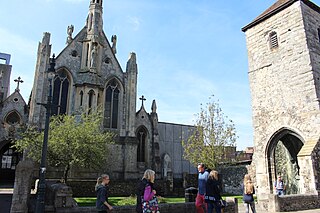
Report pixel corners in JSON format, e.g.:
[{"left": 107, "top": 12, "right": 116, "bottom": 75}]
[
  {"left": 136, "top": 169, "right": 159, "bottom": 213},
  {"left": 95, "top": 174, "right": 113, "bottom": 213},
  {"left": 243, "top": 174, "right": 256, "bottom": 213},
  {"left": 205, "top": 170, "right": 222, "bottom": 213}
]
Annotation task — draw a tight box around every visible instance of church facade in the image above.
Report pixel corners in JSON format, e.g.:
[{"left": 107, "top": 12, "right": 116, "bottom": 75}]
[
  {"left": 0, "top": 0, "right": 196, "bottom": 184},
  {"left": 0, "top": 53, "right": 28, "bottom": 184}
]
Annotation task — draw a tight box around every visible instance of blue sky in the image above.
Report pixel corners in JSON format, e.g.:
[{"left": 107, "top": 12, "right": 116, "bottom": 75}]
[{"left": 2, "top": 0, "right": 320, "bottom": 150}]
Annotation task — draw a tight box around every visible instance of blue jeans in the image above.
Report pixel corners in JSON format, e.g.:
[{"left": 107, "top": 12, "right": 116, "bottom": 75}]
[
  {"left": 207, "top": 202, "right": 221, "bottom": 213},
  {"left": 276, "top": 189, "right": 284, "bottom": 196}
]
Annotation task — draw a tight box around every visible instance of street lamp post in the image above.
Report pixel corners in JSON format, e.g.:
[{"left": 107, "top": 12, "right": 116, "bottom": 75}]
[{"left": 35, "top": 54, "right": 56, "bottom": 213}]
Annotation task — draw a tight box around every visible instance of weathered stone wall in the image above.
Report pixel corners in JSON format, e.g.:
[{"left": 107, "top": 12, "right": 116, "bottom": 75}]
[
  {"left": 311, "top": 140, "right": 320, "bottom": 192},
  {"left": 276, "top": 194, "right": 320, "bottom": 211},
  {"left": 219, "top": 165, "right": 249, "bottom": 195},
  {"left": 69, "top": 179, "right": 175, "bottom": 197},
  {"left": 244, "top": 0, "right": 320, "bottom": 200}
]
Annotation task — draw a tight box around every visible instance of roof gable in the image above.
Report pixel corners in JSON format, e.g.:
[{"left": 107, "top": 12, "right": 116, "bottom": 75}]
[{"left": 242, "top": 0, "right": 320, "bottom": 32}]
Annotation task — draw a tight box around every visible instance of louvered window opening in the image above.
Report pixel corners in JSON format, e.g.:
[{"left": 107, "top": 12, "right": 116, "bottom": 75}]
[{"left": 270, "top": 32, "right": 278, "bottom": 49}]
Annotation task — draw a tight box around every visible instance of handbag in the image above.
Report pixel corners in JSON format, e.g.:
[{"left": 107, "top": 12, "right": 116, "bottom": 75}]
[
  {"left": 219, "top": 199, "right": 227, "bottom": 208},
  {"left": 142, "top": 196, "right": 160, "bottom": 213}
]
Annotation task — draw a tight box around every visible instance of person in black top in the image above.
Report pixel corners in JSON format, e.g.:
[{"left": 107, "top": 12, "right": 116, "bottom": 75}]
[
  {"left": 205, "top": 170, "right": 222, "bottom": 213},
  {"left": 242, "top": 174, "right": 256, "bottom": 213},
  {"left": 95, "top": 174, "right": 113, "bottom": 213},
  {"left": 136, "top": 177, "right": 148, "bottom": 213}
]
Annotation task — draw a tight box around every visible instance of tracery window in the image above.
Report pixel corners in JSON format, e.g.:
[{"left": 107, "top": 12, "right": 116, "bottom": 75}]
[
  {"left": 137, "top": 127, "right": 147, "bottom": 162},
  {"left": 104, "top": 79, "right": 120, "bottom": 129},
  {"left": 5, "top": 111, "right": 21, "bottom": 125},
  {"left": 52, "top": 70, "right": 70, "bottom": 115}
]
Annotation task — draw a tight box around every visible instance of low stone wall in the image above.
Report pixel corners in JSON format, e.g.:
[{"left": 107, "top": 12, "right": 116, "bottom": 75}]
[
  {"left": 55, "top": 198, "right": 238, "bottom": 213},
  {"left": 276, "top": 194, "right": 320, "bottom": 211}
]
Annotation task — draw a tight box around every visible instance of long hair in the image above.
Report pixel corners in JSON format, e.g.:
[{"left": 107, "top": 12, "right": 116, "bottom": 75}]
[
  {"left": 208, "top": 170, "right": 219, "bottom": 181},
  {"left": 143, "top": 169, "right": 155, "bottom": 183},
  {"left": 243, "top": 174, "right": 254, "bottom": 194},
  {"left": 95, "top": 174, "right": 109, "bottom": 191}
]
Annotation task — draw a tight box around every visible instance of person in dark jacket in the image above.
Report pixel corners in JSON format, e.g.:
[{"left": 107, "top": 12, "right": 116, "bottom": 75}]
[
  {"left": 205, "top": 170, "right": 222, "bottom": 213},
  {"left": 136, "top": 169, "right": 159, "bottom": 213},
  {"left": 242, "top": 174, "right": 256, "bottom": 213},
  {"left": 136, "top": 177, "right": 148, "bottom": 213},
  {"left": 95, "top": 174, "right": 113, "bottom": 213}
]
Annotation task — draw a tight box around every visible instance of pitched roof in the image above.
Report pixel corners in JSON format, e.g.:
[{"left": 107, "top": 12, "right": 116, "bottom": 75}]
[{"left": 242, "top": 0, "right": 320, "bottom": 32}]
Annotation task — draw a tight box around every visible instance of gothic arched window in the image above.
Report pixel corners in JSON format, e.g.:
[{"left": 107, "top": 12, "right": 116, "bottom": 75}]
[
  {"left": 104, "top": 79, "right": 120, "bottom": 129},
  {"left": 52, "top": 70, "right": 70, "bottom": 115},
  {"left": 269, "top": 31, "right": 278, "bottom": 49},
  {"left": 88, "top": 90, "right": 95, "bottom": 114},
  {"left": 5, "top": 111, "right": 21, "bottom": 125},
  {"left": 137, "top": 127, "right": 147, "bottom": 162},
  {"left": 80, "top": 91, "right": 83, "bottom": 107}
]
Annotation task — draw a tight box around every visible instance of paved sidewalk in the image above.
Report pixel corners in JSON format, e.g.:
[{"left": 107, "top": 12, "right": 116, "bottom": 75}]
[{"left": 238, "top": 203, "right": 320, "bottom": 213}]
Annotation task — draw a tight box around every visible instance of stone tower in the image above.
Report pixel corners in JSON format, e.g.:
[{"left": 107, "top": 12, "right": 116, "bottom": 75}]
[
  {"left": 0, "top": 53, "right": 12, "bottom": 102},
  {"left": 242, "top": 0, "right": 320, "bottom": 210}
]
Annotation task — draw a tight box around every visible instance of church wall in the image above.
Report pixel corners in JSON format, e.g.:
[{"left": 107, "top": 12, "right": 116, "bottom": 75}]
[
  {"left": 244, "top": 0, "right": 320, "bottom": 198},
  {"left": 158, "top": 122, "right": 196, "bottom": 179},
  {"left": 301, "top": 2, "right": 320, "bottom": 105}
]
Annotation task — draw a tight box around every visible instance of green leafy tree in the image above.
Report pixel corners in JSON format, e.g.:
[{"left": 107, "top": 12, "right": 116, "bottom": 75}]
[
  {"left": 182, "top": 96, "right": 237, "bottom": 170},
  {"left": 14, "top": 111, "right": 114, "bottom": 183}
]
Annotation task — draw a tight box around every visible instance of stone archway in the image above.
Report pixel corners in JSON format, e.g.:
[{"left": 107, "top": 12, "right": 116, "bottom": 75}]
[
  {"left": 0, "top": 141, "right": 22, "bottom": 186},
  {"left": 266, "top": 128, "right": 304, "bottom": 195}
]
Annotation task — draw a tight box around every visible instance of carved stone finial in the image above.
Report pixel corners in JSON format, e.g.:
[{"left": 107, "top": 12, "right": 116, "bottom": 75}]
[
  {"left": 66, "top": 25, "right": 74, "bottom": 44},
  {"left": 111, "top": 35, "right": 117, "bottom": 54},
  {"left": 152, "top": 100, "right": 157, "bottom": 113}
]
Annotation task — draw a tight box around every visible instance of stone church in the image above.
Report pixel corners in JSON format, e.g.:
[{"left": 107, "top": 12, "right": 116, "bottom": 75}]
[
  {"left": 0, "top": 0, "right": 196, "bottom": 186},
  {"left": 0, "top": 53, "right": 28, "bottom": 185},
  {"left": 243, "top": 0, "right": 320, "bottom": 211}
]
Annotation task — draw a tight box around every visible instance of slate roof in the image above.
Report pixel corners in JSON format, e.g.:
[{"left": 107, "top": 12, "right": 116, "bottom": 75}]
[{"left": 242, "top": 0, "right": 320, "bottom": 32}]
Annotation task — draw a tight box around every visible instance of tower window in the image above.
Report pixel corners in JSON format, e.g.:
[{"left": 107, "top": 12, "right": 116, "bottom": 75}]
[
  {"left": 104, "top": 79, "right": 120, "bottom": 129},
  {"left": 269, "top": 31, "right": 278, "bottom": 49},
  {"left": 317, "top": 28, "right": 320, "bottom": 43},
  {"left": 52, "top": 70, "right": 70, "bottom": 115}
]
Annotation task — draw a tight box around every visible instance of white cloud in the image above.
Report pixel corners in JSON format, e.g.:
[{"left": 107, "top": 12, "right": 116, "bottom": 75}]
[
  {"left": 0, "top": 28, "right": 37, "bottom": 58},
  {"left": 127, "top": 16, "right": 141, "bottom": 31}
]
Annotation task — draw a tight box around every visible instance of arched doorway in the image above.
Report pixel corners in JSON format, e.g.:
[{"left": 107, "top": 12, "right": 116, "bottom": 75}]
[
  {"left": 266, "top": 128, "right": 304, "bottom": 194},
  {"left": 0, "top": 141, "right": 22, "bottom": 186}
]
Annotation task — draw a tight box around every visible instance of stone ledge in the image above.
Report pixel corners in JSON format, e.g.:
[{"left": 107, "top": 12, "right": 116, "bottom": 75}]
[{"left": 55, "top": 199, "right": 238, "bottom": 213}]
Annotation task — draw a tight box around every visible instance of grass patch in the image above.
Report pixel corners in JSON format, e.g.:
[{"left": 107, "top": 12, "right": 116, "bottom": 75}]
[
  {"left": 75, "top": 195, "right": 256, "bottom": 206},
  {"left": 75, "top": 196, "right": 185, "bottom": 207}
]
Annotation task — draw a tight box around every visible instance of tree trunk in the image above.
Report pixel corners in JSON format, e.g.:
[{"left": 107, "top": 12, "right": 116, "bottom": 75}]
[{"left": 63, "top": 164, "right": 70, "bottom": 184}]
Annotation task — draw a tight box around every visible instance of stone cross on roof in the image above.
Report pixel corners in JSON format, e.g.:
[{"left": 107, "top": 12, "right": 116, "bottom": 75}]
[
  {"left": 139, "top": 95, "right": 146, "bottom": 107},
  {"left": 14, "top": 76, "right": 23, "bottom": 91}
]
